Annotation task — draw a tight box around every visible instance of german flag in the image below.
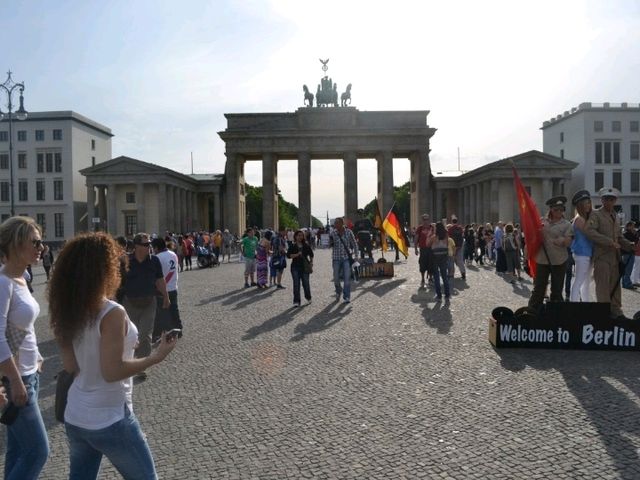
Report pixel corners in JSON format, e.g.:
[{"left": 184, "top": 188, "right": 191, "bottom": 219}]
[
  {"left": 512, "top": 165, "right": 543, "bottom": 278},
  {"left": 382, "top": 205, "right": 409, "bottom": 258},
  {"left": 373, "top": 198, "right": 388, "bottom": 251}
]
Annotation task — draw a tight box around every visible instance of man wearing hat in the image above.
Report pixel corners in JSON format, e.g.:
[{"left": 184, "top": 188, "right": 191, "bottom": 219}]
[
  {"left": 585, "top": 187, "right": 634, "bottom": 320},
  {"left": 528, "top": 196, "right": 574, "bottom": 310}
]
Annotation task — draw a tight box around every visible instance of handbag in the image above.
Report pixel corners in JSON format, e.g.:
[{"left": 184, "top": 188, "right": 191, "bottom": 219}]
[
  {"left": 302, "top": 255, "right": 313, "bottom": 274},
  {"left": 54, "top": 369, "right": 74, "bottom": 423}
]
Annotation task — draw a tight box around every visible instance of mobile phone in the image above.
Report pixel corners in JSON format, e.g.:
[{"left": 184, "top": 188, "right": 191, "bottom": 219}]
[
  {"left": 0, "top": 403, "right": 19, "bottom": 426},
  {"left": 164, "top": 329, "right": 182, "bottom": 341}
]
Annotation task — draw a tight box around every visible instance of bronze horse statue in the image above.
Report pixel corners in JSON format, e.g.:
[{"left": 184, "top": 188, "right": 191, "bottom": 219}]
[
  {"left": 341, "top": 83, "right": 352, "bottom": 107},
  {"left": 303, "top": 85, "right": 314, "bottom": 107}
]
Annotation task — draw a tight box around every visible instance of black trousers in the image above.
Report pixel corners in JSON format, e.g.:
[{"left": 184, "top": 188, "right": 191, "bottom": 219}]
[
  {"left": 528, "top": 262, "right": 567, "bottom": 310},
  {"left": 153, "top": 290, "right": 182, "bottom": 340}
]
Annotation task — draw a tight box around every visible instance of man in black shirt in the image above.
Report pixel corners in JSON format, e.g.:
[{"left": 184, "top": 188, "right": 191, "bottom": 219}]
[{"left": 122, "top": 233, "right": 170, "bottom": 361}]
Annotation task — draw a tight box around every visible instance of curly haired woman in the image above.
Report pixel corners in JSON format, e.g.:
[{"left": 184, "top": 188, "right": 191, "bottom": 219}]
[{"left": 49, "top": 232, "right": 177, "bottom": 479}]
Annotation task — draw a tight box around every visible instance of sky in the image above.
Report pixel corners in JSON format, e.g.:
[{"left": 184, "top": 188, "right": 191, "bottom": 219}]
[{"left": 3, "top": 0, "right": 640, "bottom": 219}]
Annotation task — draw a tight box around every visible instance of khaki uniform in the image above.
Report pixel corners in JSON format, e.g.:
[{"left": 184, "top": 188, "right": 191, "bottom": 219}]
[{"left": 584, "top": 207, "right": 633, "bottom": 317}]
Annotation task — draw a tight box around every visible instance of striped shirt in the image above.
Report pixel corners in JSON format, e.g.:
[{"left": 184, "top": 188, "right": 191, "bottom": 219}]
[{"left": 330, "top": 229, "right": 359, "bottom": 261}]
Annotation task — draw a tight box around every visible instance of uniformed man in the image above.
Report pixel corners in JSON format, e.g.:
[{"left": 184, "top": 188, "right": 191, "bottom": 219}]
[
  {"left": 528, "top": 196, "right": 574, "bottom": 310},
  {"left": 584, "top": 187, "right": 634, "bottom": 320}
]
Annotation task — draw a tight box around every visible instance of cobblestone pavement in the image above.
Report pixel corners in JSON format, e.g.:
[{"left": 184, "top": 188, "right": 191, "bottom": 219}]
[{"left": 3, "top": 249, "right": 640, "bottom": 479}]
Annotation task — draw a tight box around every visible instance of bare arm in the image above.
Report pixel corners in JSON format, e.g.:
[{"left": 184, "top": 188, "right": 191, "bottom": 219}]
[
  {"left": 60, "top": 343, "right": 79, "bottom": 374},
  {"left": 100, "top": 307, "right": 175, "bottom": 383},
  {"left": 155, "top": 277, "right": 170, "bottom": 309}
]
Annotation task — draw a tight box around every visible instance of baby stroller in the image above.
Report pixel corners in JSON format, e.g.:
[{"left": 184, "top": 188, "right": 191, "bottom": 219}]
[{"left": 196, "top": 245, "right": 219, "bottom": 268}]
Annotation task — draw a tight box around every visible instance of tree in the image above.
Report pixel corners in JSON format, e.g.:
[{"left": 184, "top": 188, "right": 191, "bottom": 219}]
[
  {"left": 245, "top": 184, "right": 322, "bottom": 230},
  {"left": 362, "top": 182, "right": 411, "bottom": 225}
]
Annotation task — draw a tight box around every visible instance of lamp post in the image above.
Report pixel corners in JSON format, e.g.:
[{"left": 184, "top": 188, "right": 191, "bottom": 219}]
[{"left": 0, "top": 70, "right": 28, "bottom": 217}]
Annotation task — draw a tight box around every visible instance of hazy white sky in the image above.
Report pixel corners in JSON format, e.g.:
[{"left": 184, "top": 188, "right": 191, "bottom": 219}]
[{"left": 3, "top": 0, "right": 640, "bottom": 218}]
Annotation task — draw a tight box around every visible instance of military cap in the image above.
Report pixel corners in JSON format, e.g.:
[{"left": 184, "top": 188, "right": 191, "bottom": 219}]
[
  {"left": 598, "top": 187, "right": 620, "bottom": 198},
  {"left": 571, "top": 190, "right": 591, "bottom": 206},
  {"left": 545, "top": 196, "right": 567, "bottom": 209}
]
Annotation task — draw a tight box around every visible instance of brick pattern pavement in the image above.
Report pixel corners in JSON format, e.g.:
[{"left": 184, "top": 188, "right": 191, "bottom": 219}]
[{"left": 2, "top": 250, "right": 640, "bottom": 479}]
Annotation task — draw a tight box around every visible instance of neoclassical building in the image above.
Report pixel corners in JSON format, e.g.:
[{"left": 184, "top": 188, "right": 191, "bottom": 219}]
[
  {"left": 80, "top": 156, "right": 223, "bottom": 235},
  {"left": 433, "top": 150, "right": 577, "bottom": 225}
]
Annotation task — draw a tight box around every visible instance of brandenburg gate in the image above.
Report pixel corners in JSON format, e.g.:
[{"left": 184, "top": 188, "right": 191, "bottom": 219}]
[{"left": 218, "top": 66, "right": 436, "bottom": 234}]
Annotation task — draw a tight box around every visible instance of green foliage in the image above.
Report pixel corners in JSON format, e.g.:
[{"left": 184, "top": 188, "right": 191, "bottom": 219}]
[
  {"left": 362, "top": 182, "right": 411, "bottom": 224},
  {"left": 245, "top": 184, "right": 322, "bottom": 230}
]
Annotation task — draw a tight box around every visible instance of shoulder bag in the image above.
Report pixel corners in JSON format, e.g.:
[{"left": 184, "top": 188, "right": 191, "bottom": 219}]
[{"left": 54, "top": 369, "right": 75, "bottom": 423}]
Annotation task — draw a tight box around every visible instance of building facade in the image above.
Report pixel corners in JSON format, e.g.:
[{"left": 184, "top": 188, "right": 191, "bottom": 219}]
[
  {"left": 542, "top": 102, "right": 640, "bottom": 220},
  {"left": 0, "top": 111, "right": 112, "bottom": 241},
  {"left": 433, "top": 151, "right": 576, "bottom": 225}
]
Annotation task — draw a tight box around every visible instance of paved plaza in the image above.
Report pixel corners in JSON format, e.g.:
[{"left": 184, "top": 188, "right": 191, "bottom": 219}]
[{"left": 3, "top": 249, "right": 640, "bottom": 479}]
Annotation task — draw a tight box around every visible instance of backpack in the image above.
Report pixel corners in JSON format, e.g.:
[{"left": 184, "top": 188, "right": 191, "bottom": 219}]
[{"left": 450, "top": 225, "right": 464, "bottom": 248}]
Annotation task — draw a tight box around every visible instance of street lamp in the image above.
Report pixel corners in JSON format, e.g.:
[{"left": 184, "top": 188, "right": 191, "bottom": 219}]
[{"left": 0, "top": 70, "right": 28, "bottom": 217}]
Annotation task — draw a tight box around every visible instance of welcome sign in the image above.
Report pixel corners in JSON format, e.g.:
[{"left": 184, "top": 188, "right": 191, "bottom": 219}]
[{"left": 489, "top": 303, "right": 640, "bottom": 351}]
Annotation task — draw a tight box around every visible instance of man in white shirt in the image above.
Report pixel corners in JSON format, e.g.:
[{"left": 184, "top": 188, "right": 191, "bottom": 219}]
[{"left": 151, "top": 238, "right": 183, "bottom": 340}]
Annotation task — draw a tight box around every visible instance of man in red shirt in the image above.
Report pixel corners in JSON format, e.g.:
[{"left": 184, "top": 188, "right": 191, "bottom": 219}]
[{"left": 414, "top": 213, "right": 434, "bottom": 288}]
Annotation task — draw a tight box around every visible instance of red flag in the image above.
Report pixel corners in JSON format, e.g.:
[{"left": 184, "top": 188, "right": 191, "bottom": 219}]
[{"left": 513, "top": 166, "right": 543, "bottom": 278}]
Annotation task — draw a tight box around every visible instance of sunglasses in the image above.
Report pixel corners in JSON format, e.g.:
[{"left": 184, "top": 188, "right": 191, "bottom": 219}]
[{"left": 31, "top": 239, "right": 43, "bottom": 248}]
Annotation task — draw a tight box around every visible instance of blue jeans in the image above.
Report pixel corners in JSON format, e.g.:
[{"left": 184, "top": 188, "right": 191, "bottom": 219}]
[
  {"left": 65, "top": 405, "right": 157, "bottom": 480},
  {"left": 3, "top": 372, "right": 49, "bottom": 480},
  {"left": 433, "top": 259, "right": 450, "bottom": 298},
  {"left": 291, "top": 268, "right": 311, "bottom": 304},
  {"left": 332, "top": 258, "right": 352, "bottom": 300},
  {"left": 622, "top": 253, "right": 634, "bottom": 288}
]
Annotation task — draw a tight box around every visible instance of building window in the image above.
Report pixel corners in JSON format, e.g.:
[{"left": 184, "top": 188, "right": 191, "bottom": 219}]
[
  {"left": 91, "top": 139, "right": 96, "bottom": 150},
  {"left": 18, "top": 180, "right": 28, "bottom": 202},
  {"left": 17, "top": 131, "right": 26, "bottom": 141},
  {"left": 560, "top": 149, "right": 564, "bottom": 159},
  {"left": 46, "top": 153, "right": 53, "bottom": 172},
  {"left": 0, "top": 154, "right": 8, "bottom": 169},
  {"left": 594, "top": 121, "right": 604, "bottom": 132},
  {"left": 0, "top": 182, "right": 8, "bottom": 202},
  {"left": 91, "top": 156, "right": 95, "bottom": 166},
  {"left": 53, "top": 179, "right": 63, "bottom": 200},
  {"left": 36, "top": 180, "right": 45, "bottom": 201},
  {"left": 632, "top": 172, "right": 640, "bottom": 193},
  {"left": 612, "top": 121, "right": 621, "bottom": 132},
  {"left": 35, "top": 130, "right": 44, "bottom": 141},
  {"left": 633, "top": 205, "right": 640, "bottom": 222},
  {"left": 0, "top": 214, "right": 8, "bottom": 222},
  {"left": 36, "top": 213, "right": 46, "bottom": 234},
  {"left": 595, "top": 171, "right": 604, "bottom": 192},
  {"left": 0, "top": 132, "right": 7, "bottom": 142},
  {"left": 125, "top": 215, "right": 137, "bottom": 236},
  {"left": 595, "top": 141, "right": 620, "bottom": 164},
  {"left": 631, "top": 121, "right": 639, "bottom": 133},
  {"left": 17, "top": 152, "right": 26, "bottom": 169},
  {"left": 632, "top": 143, "right": 640, "bottom": 161},
  {"left": 595, "top": 142, "right": 602, "bottom": 164},
  {"left": 613, "top": 142, "right": 620, "bottom": 164},
  {"left": 37, "top": 153, "right": 44, "bottom": 173},
  {"left": 54, "top": 152, "right": 62, "bottom": 172},
  {"left": 613, "top": 171, "right": 622, "bottom": 192},
  {"left": 54, "top": 213, "right": 64, "bottom": 237},
  {"left": 125, "top": 192, "right": 136, "bottom": 204},
  {"left": 53, "top": 129, "right": 62, "bottom": 140},
  {"left": 560, "top": 132, "right": 564, "bottom": 143}
]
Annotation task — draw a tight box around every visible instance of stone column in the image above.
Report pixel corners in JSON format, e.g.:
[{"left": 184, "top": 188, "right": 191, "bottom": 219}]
[
  {"left": 343, "top": 152, "right": 358, "bottom": 220},
  {"left": 190, "top": 192, "right": 198, "bottom": 230},
  {"left": 490, "top": 179, "right": 499, "bottom": 223},
  {"left": 298, "top": 152, "right": 312, "bottom": 227},
  {"left": 475, "top": 183, "right": 482, "bottom": 224},
  {"left": 86, "top": 183, "right": 95, "bottom": 231},
  {"left": 136, "top": 183, "right": 145, "bottom": 233},
  {"left": 224, "top": 152, "right": 242, "bottom": 235},
  {"left": 172, "top": 186, "right": 179, "bottom": 232},
  {"left": 213, "top": 186, "right": 222, "bottom": 230},
  {"left": 410, "top": 150, "right": 432, "bottom": 227},
  {"left": 107, "top": 184, "right": 117, "bottom": 235},
  {"left": 463, "top": 186, "right": 470, "bottom": 224},
  {"left": 157, "top": 183, "right": 167, "bottom": 235},
  {"left": 377, "top": 151, "right": 394, "bottom": 216},
  {"left": 262, "top": 153, "right": 278, "bottom": 230},
  {"left": 98, "top": 186, "right": 107, "bottom": 223},
  {"left": 180, "top": 188, "right": 187, "bottom": 233}
]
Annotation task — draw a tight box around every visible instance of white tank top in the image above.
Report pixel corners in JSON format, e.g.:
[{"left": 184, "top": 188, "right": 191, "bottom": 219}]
[{"left": 65, "top": 299, "right": 138, "bottom": 429}]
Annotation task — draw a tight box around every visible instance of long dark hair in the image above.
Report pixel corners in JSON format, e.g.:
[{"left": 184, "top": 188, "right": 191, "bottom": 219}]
[
  {"left": 49, "top": 233, "right": 122, "bottom": 346},
  {"left": 435, "top": 223, "right": 447, "bottom": 240}
]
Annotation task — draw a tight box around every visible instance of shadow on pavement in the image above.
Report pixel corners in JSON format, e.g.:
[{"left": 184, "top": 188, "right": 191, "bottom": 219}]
[
  {"left": 497, "top": 349, "right": 640, "bottom": 478},
  {"left": 289, "top": 302, "right": 351, "bottom": 342},
  {"left": 242, "top": 306, "right": 304, "bottom": 341},
  {"left": 410, "top": 292, "right": 453, "bottom": 334},
  {"left": 354, "top": 278, "right": 407, "bottom": 299}
]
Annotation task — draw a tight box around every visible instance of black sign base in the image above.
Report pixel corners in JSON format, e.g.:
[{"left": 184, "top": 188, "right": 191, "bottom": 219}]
[{"left": 489, "top": 302, "right": 640, "bottom": 351}]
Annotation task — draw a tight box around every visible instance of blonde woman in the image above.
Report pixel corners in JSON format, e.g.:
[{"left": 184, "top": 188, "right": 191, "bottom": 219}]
[
  {"left": 570, "top": 190, "right": 594, "bottom": 302},
  {"left": 0, "top": 216, "right": 49, "bottom": 479}
]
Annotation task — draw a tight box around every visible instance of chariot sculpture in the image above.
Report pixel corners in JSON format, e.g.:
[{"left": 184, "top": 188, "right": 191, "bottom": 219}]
[{"left": 301, "top": 59, "right": 352, "bottom": 108}]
